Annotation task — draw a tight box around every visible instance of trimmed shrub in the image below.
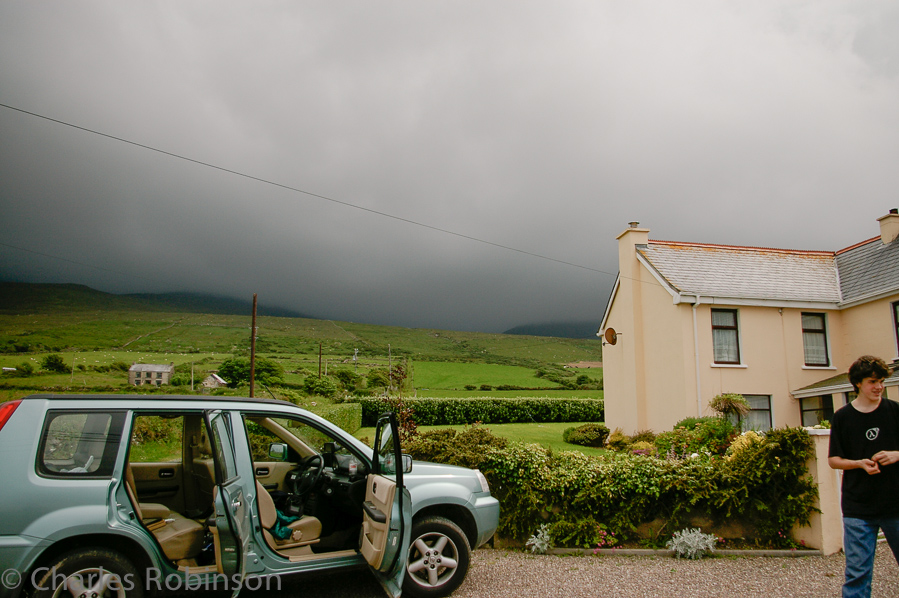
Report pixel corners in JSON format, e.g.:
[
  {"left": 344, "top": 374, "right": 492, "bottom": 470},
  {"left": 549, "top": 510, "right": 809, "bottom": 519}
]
[
  {"left": 562, "top": 423, "right": 610, "bottom": 448},
  {"left": 355, "top": 397, "right": 604, "bottom": 427}
]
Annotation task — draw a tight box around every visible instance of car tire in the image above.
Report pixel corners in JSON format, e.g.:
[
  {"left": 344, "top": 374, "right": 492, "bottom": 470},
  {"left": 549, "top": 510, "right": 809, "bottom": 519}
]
[
  {"left": 403, "top": 516, "right": 471, "bottom": 598},
  {"left": 30, "top": 547, "right": 144, "bottom": 598}
]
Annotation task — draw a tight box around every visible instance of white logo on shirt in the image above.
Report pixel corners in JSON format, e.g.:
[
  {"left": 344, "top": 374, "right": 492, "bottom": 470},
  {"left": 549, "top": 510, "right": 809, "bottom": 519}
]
[{"left": 866, "top": 428, "right": 880, "bottom": 441}]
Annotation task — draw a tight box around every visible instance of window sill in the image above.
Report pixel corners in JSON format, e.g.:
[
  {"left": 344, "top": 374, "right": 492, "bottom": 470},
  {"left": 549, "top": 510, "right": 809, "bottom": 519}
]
[
  {"left": 802, "top": 365, "right": 836, "bottom": 371},
  {"left": 711, "top": 363, "right": 748, "bottom": 369}
]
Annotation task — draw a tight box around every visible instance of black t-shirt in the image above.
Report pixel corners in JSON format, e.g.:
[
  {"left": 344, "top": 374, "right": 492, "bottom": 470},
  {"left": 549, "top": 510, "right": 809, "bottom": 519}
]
[{"left": 828, "top": 398, "right": 899, "bottom": 518}]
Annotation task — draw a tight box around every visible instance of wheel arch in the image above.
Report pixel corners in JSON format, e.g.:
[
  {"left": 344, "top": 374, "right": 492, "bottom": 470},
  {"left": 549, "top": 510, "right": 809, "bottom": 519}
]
[
  {"left": 411, "top": 504, "right": 477, "bottom": 549},
  {"left": 24, "top": 534, "right": 157, "bottom": 594}
]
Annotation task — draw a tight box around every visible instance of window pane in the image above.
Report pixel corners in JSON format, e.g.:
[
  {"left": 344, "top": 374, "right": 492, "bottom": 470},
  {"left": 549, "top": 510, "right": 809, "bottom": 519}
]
[
  {"left": 712, "top": 310, "right": 736, "bottom": 327},
  {"left": 803, "top": 331, "right": 828, "bottom": 365},
  {"left": 713, "top": 329, "right": 739, "bottom": 363},
  {"left": 801, "top": 314, "right": 824, "bottom": 331},
  {"left": 40, "top": 411, "right": 124, "bottom": 476},
  {"left": 741, "top": 395, "right": 772, "bottom": 432}
]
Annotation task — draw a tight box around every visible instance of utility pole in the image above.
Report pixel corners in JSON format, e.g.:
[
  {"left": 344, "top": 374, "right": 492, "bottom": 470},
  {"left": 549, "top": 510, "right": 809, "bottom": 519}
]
[
  {"left": 318, "top": 343, "right": 323, "bottom": 379},
  {"left": 249, "top": 293, "right": 257, "bottom": 398}
]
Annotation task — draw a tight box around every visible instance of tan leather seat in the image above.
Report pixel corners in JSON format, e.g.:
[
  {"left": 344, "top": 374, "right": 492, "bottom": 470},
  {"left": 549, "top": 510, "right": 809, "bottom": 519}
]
[
  {"left": 255, "top": 480, "right": 322, "bottom": 557},
  {"left": 125, "top": 466, "right": 205, "bottom": 562},
  {"left": 190, "top": 428, "right": 217, "bottom": 506}
]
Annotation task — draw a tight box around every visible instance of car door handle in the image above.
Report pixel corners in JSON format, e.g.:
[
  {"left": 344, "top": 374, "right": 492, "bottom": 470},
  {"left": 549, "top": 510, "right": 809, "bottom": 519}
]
[
  {"left": 362, "top": 500, "right": 386, "bottom": 524},
  {"left": 231, "top": 500, "right": 241, "bottom": 514}
]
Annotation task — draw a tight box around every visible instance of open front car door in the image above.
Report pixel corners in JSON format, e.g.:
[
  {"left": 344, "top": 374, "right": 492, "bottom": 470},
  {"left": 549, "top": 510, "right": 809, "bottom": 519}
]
[{"left": 362, "top": 412, "right": 412, "bottom": 598}]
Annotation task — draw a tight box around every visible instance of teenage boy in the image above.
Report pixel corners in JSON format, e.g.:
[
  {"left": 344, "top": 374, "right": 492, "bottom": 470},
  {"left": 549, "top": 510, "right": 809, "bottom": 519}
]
[{"left": 828, "top": 355, "right": 899, "bottom": 598}]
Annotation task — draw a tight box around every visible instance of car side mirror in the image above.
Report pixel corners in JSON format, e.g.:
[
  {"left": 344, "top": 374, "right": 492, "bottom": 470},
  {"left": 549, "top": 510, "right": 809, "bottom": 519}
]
[
  {"left": 402, "top": 454, "right": 413, "bottom": 474},
  {"left": 268, "top": 443, "right": 288, "bottom": 462}
]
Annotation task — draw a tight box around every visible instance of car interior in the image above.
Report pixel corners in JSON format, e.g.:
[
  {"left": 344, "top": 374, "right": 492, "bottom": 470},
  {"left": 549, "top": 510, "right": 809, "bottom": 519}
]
[{"left": 125, "top": 411, "right": 373, "bottom": 572}]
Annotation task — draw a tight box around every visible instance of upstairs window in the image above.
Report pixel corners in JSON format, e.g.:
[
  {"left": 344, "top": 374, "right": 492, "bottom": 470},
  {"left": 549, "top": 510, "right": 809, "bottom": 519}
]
[
  {"left": 893, "top": 301, "right": 899, "bottom": 354},
  {"left": 711, "top": 309, "right": 741, "bottom": 364},
  {"left": 801, "top": 313, "right": 830, "bottom": 367}
]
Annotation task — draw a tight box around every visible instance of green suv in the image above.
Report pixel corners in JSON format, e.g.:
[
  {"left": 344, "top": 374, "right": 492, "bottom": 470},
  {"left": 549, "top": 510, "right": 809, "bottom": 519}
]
[{"left": 0, "top": 394, "right": 498, "bottom": 598}]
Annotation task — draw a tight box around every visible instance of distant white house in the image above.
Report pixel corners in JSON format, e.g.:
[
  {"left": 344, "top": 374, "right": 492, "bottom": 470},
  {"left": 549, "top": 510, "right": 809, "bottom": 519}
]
[
  {"left": 202, "top": 373, "right": 228, "bottom": 389},
  {"left": 129, "top": 363, "right": 175, "bottom": 386}
]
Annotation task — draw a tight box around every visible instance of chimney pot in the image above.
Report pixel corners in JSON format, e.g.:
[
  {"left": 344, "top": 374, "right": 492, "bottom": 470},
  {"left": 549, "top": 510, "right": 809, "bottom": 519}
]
[{"left": 628, "top": 221, "right": 640, "bottom": 228}]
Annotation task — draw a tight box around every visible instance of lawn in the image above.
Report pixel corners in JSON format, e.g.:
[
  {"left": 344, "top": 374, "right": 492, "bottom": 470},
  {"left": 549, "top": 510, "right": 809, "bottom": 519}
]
[
  {"left": 413, "top": 361, "right": 559, "bottom": 390},
  {"left": 355, "top": 421, "right": 607, "bottom": 457}
]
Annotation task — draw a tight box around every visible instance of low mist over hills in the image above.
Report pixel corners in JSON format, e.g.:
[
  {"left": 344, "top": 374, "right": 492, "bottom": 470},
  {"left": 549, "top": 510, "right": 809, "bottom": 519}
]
[
  {"left": 0, "top": 282, "right": 308, "bottom": 318},
  {"left": 503, "top": 321, "right": 600, "bottom": 339},
  {"left": 1, "top": 282, "right": 599, "bottom": 339}
]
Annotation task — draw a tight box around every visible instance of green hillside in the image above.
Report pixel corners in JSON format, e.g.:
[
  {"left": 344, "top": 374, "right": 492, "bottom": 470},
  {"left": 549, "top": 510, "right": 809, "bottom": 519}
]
[{"left": 0, "top": 283, "right": 602, "bottom": 367}]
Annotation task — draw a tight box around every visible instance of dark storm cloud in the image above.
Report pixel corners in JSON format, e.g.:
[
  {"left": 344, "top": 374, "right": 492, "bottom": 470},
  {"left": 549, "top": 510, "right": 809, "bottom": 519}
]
[{"left": 2, "top": 1, "right": 899, "bottom": 332}]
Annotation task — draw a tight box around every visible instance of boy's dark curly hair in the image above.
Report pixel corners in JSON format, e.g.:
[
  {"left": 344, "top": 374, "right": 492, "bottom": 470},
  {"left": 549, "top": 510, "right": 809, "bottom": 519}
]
[{"left": 848, "top": 355, "right": 890, "bottom": 391}]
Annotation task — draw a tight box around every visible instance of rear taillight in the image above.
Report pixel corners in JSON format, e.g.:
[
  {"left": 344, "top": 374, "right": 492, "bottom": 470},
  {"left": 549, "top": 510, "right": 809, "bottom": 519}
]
[{"left": 0, "top": 400, "right": 22, "bottom": 432}]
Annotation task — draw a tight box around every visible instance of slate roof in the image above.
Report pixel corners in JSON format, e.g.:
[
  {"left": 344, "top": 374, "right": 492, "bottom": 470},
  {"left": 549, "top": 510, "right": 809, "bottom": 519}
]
[
  {"left": 636, "top": 236, "right": 899, "bottom": 306},
  {"left": 129, "top": 363, "right": 174, "bottom": 373},
  {"left": 836, "top": 237, "right": 899, "bottom": 304}
]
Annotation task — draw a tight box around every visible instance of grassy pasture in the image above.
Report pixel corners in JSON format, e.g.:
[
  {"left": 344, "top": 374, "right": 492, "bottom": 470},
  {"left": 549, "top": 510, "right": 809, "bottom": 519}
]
[
  {"left": 412, "top": 361, "right": 558, "bottom": 390},
  {"left": 0, "top": 311, "right": 601, "bottom": 365}
]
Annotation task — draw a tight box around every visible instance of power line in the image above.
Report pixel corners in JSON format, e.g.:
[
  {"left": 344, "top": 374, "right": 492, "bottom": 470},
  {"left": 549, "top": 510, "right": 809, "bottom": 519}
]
[{"left": 0, "top": 102, "right": 617, "bottom": 278}]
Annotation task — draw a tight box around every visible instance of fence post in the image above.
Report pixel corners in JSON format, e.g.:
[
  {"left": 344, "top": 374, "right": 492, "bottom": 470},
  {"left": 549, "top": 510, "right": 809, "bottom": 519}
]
[{"left": 793, "top": 429, "right": 842, "bottom": 555}]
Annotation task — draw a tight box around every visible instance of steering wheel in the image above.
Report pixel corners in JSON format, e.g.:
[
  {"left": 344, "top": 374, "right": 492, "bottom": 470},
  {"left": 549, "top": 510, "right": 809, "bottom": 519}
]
[{"left": 291, "top": 454, "right": 324, "bottom": 498}]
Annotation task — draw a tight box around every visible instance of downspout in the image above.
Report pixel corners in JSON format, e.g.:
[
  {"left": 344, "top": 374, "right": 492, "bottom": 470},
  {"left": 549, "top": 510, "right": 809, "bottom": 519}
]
[{"left": 691, "top": 295, "right": 702, "bottom": 417}]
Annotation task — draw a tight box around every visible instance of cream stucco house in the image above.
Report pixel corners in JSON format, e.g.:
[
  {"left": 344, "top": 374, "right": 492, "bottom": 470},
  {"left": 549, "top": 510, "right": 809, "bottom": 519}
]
[{"left": 599, "top": 210, "right": 899, "bottom": 435}]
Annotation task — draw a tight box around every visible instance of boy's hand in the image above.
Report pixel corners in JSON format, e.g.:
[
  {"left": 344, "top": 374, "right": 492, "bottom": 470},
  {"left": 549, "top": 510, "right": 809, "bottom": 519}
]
[
  {"left": 872, "top": 450, "right": 899, "bottom": 466},
  {"left": 859, "top": 458, "right": 881, "bottom": 475}
]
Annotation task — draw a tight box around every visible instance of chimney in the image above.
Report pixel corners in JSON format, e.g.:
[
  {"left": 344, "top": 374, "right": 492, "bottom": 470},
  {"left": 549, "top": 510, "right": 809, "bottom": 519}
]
[{"left": 878, "top": 208, "right": 899, "bottom": 244}]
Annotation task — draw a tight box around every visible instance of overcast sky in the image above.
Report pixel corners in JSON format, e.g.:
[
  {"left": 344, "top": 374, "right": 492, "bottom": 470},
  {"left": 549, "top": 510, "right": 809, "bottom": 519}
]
[{"left": 2, "top": 1, "right": 898, "bottom": 333}]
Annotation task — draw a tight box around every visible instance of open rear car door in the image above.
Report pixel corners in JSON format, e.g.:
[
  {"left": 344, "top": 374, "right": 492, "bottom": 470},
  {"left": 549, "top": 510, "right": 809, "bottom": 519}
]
[
  {"left": 362, "top": 412, "right": 412, "bottom": 598},
  {"left": 206, "top": 410, "right": 253, "bottom": 597}
]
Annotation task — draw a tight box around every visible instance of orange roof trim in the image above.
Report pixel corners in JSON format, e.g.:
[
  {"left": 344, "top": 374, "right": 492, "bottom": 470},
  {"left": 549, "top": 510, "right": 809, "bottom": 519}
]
[
  {"left": 835, "top": 237, "right": 879, "bottom": 255},
  {"left": 648, "top": 239, "right": 834, "bottom": 256}
]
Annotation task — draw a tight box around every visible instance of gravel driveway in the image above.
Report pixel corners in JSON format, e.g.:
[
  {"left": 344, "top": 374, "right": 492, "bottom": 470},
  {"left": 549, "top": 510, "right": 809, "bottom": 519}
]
[{"left": 245, "top": 543, "right": 899, "bottom": 597}]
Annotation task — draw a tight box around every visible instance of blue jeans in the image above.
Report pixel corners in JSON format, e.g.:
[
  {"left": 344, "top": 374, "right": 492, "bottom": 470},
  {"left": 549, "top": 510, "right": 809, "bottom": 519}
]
[{"left": 842, "top": 516, "right": 899, "bottom": 598}]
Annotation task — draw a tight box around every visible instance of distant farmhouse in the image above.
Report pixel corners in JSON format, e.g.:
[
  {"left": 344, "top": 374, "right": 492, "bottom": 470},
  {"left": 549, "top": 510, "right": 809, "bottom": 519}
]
[
  {"left": 600, "top": 209, "right": 899, "bottom": 434},
  {"left": 129, "top": 363, "right": 175, "bottom": 387},
  {"left": 202, "top": 373, "right": 228, "bottom": 389}
]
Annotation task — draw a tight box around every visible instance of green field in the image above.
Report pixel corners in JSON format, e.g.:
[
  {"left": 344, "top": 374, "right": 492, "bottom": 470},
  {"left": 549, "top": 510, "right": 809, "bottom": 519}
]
[
  {"left": 413, "top": 362, "right": 560, "bottom": 390},
  {"left": 0, "top": 283, "right": 602, "bottom": 404}
]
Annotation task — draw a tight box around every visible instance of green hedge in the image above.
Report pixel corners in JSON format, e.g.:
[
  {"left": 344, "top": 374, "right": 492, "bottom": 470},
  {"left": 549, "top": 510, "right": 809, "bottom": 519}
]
[
  {"left": 410, "top": 425, "right": 818, "bottom": 548},
  {"left": 310, "top": 402, "right": 362, "bottom": 433},
  {"left": 355, "top": 397, "right": 603, "bottom": 427}
]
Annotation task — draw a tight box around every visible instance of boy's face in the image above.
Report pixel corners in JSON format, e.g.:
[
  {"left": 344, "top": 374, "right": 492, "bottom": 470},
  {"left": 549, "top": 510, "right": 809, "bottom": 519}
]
[{"left": 857, "top": 376, "right": 885, "bottom": 402}]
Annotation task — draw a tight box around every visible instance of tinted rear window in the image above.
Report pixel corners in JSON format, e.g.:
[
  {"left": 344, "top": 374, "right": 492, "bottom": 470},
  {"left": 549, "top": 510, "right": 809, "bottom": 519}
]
[{"left": 38, "top": 410, "right": 127, "bottom": 477}]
